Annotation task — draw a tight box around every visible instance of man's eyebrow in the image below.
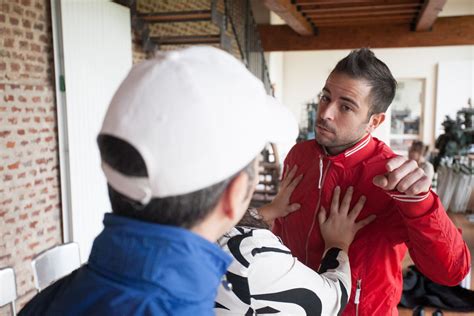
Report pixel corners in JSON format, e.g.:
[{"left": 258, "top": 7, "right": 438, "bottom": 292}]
[
  {"left": 340, "top": 96, "right": 359, "bottom": 108},
  {"left": 322, "top": 87, "right": 330, "bottom": 94}
]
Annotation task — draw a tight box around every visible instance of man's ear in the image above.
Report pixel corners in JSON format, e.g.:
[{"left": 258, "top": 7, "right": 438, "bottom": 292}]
[
  {"left": 366, "top": 112, "right": 385, "bottom": 133},
  {"left": 220, "top": 171, "right": 249, "bottom": 221}
]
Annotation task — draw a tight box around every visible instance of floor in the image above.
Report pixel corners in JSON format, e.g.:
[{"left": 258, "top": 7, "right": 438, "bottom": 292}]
[{"left": 398, "top": 213, "right": 474, "bottom": 316}]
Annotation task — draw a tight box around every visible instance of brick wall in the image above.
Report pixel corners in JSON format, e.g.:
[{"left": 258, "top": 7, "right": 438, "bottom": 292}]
[{"left": 0, "top": 0, "right": 62, "bottom": 314}]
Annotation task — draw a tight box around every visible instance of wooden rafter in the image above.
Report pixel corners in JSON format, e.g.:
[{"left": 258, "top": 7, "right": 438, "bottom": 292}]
[
  {"left": 295, "top": 0, "right": 375, "bottom": 5},
  {"left": 258, "top": 16, "right": 474, "bottom": 51},
  {"left": 300, "top": 3, "right": 422, "bottom": 13},
  {"left": 415, "top": 0, "right": 447, "bottom": 31},
  {"left": 262, "top": 0, "right": 315, "bottom": 35},
  {"left": 306, "top": 8, "right": 418, "bottom": 18}
]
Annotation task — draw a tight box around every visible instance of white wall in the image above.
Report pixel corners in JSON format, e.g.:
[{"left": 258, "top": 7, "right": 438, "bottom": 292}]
[{"left": 280, "top": 46, "right": 474, "bottom": 146}]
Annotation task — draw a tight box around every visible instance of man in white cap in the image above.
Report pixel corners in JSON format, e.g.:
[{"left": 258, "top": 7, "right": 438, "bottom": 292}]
[{"left": 19, "top": 46, "right": 298, "bottom": 315}]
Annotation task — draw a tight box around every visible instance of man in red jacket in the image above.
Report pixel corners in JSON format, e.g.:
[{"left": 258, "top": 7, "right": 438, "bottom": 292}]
[{"left": 272, "top": 48, "right": 471, "bottom": 315}]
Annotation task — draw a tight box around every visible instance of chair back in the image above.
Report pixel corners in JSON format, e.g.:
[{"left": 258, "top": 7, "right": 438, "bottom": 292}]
[
  {"left": 0, "top": 267, "right": 17, "bottom": 315},
  {"left": 32, "top": 242, "right": 81, "bottom": 291}
]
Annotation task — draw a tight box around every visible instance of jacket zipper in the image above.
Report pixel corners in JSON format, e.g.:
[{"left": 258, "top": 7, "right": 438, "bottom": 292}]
[
  {"left": 355, "top": 279, "right": 362, "bottom": 316},
  {"left": 304, "top": 155, "right": 330, "bottom": 265}
]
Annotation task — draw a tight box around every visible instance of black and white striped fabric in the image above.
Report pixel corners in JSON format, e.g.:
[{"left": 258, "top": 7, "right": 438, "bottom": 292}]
[{"left": 215, "top": 227, "right": 351, "bottom": 315}]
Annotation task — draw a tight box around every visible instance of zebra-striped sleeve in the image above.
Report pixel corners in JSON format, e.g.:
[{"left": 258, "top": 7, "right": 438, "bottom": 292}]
[{"left": 215, "top": 227, "right": 351, "bottom": 315}]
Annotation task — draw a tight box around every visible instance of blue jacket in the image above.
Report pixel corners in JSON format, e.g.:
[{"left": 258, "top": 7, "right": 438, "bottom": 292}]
[{"left": 20, "top": 214, "right": 232, "bottom": 315}]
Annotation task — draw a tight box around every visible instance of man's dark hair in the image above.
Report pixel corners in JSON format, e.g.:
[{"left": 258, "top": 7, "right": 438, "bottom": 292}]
[
  {"left": 97, "top": 134, "right": 256, "bottom": 229},
  {"left": 332, "top": 48, "right": 397, "bottom": 115}
]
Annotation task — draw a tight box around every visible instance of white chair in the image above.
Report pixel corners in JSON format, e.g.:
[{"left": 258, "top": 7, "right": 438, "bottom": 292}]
[
  {"left": 31, "top": 242, "right": 81, "bottom": 291},
  {"left": 0, "top": 267, "right": 17, "bottom": 315}
]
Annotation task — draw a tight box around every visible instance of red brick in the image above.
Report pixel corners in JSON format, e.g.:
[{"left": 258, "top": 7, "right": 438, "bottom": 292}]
[
  {"left": 4, "top": 37, "right": 14, "bottom": 48},
  {"left": 8, "top": 117, "right": 18, "bottom": 124},
  {"left": 28, "top": 242, "right": 39, "bottom": 250},
  {"left": 11, "top": 63, "right": 20, "bottom": 72},
  {"left": 17, "top": 129, "right": 25, "bottom": 135},
  {"left": 8, "top": 161, "right": 20, "bottom": 169},
  {"left": 13, "top": 4, "right": 24, "bottom": 15},
  {"left": 22, "top": 18, "right": 31, "bottom": 28},
  {"left": 19, "top": 214, "right": 28, "bottom": 220},
  {"left": 6, "top": 141, "right": 15, "bottom": 148},
  {"left": 0, "top": 14, "right": 5, "bottom": 23},
  {"left": 9, "top": 17, "right": 19, "bottom": 25},
  {"left": 1, "top": 199, "right": 12, "bottom": 206},
  {"left": 5, "top": 218, "right": 15, "bottom": 224},
  {"left": 12, "top": 106, "right": 22, "bottom": 112},
  {"left": 3, "top": 174, "right": 13, "bottom": 181},
  {"left": 0, "top": 131, "right": 11, "bottom": 138},
  {"left": 29, "top": 221, "right": 38, "bottom": 229},
  {"left": 33, "top": 22, "right": 43, "bottom": 31}
]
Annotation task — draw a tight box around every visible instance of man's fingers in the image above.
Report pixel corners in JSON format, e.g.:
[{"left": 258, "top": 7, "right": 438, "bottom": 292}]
[
  {"left": 373, "top": 174, "right": 389, "bottom": 189},
  {"left": 405, "top": 176, "right": 431, "bottom": 196},
  {"left": 282, "top": 165, "right": 298, "bottom": 187},
  {"left": 288, "top": 203, "right": 301, "bottom": 213},
  {"left": 355, "top": 214, "right": 376, "bottom": 231},
  {"left": 318, "top": 206, "right": 327, "bottom": 225},
  {"left": 340, "top": 186, "right": 353, "bottom": 215},
  {"left": 288, "top": 174, "right": 303, "bottom": 191},
  {"left": 385, "top": 159, "right": 418, "bottom": 191},
  {"left": 349, "top": 196, "right": 366, "bottom": 220},
  {"left": 330, "top": 186, "right": 341, "bottom": 214},
  {"left": 395, "top": 167, "right": 425, "bottom": 193},
  {"left": 385, "top": 156, "right": 407, "bottom": 172},
  {"left": 281, "top": 164, "right": 289, "bottom": 183}
]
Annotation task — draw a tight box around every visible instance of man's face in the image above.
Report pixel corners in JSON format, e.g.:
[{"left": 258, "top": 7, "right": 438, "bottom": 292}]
[{"left": 315, "top": 72, "right": 374, "bottom": 153}]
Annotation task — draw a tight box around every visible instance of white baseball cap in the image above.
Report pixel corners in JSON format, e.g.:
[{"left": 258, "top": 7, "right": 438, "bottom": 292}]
[{"left": 100, "top": 46, "right": 298, "bottom": 204}]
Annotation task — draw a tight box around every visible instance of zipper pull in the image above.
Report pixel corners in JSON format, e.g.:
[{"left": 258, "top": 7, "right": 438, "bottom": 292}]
[
  {"left": 318, "top": 156, "right": 324, "bottom": 189},
  {"left": 355, "top": 279, "right": 362, "bottom": 316},
  {"left": 355, "top": 279, "right": 361, "bottom": 304}
]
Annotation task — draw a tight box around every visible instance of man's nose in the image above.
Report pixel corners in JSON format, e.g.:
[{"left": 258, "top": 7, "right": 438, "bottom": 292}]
[{"left": 319, "top": 102, "right": 337, "bottom": 121}]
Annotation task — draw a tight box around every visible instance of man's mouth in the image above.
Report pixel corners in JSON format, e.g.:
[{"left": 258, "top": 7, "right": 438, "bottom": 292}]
[{"left": 316, "top": 124, "right": 334, "bottom": 134}]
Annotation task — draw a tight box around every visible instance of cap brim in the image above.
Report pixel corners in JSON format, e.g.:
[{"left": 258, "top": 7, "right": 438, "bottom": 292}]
[{"left": 264, "top": 95, "right": 299, "bottom": 145}]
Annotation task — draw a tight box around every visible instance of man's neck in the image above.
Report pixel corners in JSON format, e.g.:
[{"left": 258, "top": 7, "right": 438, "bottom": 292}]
[{"left": 324, "top": 134, "right": 368, "bottom": 156}]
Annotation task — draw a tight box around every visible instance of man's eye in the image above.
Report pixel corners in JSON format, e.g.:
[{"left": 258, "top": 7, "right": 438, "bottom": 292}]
[
  {"left": 341, "top": 104, "right": 352, "bottom": 112},
  {"left": 320, "top": 95, "right": 330, "bottom": 103}
]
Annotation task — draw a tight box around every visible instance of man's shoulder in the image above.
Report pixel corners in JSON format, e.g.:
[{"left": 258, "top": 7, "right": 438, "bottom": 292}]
[
  {"left": 286, "top": 139, "right": 320, "bottom": 161},
  {"left": 364, "top": 137, "right": 398, "bottom": 165}
]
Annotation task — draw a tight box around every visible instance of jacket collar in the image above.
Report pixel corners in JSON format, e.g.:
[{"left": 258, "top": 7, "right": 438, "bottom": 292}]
[
  {"left": 88, "top": 213, "right": 232, "bottom": 302},
  {"left": 318, "top": 133, "right": 376, "bottom": 168}
]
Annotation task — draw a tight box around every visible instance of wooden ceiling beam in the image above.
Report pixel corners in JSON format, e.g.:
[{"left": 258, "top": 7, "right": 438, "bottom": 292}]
[
  {"left": 312, "top": 15, "right": 415, "bottom": 23},
  {"left": 300, "top": 3, "right": 422, "bottom": 13},
  {"left": 305, "top": 9, "right": 418, "bottom": 18},
  {"left": 262, "top": 0, "right": 314, "bottom": 35},
  {"left": 415, "top": 0, "right": 447, "bottom": 31},
  {"left": 295, "top": 0, "right": 374, "bottom": 5},
  {"left": 312, "top": 18, "right": 413, "bottom": 28},
  {"left": 258, "top": 16, "right": 474, "bottom": 51}
]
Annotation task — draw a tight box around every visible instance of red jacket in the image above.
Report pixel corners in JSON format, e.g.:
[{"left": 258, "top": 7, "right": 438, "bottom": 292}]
[{"left": 274, "top": 134, "right": 471, "bottom": 315}]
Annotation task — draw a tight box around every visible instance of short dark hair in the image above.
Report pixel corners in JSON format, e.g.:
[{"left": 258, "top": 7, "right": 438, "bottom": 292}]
[
  {"left": 332, "top": 48, "right": 397, "bottom": 115},
  {"left": 97, "top": 134, "right": 256, "bottom": 229}
]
